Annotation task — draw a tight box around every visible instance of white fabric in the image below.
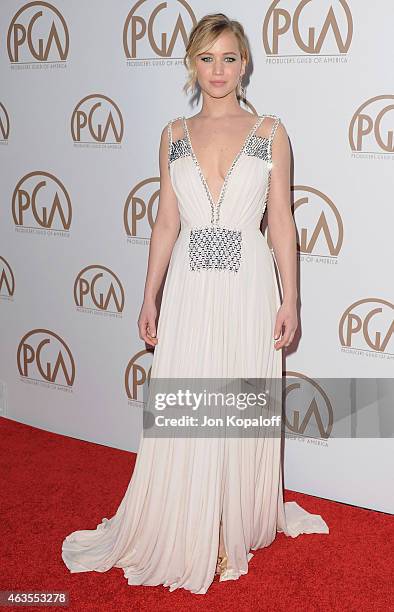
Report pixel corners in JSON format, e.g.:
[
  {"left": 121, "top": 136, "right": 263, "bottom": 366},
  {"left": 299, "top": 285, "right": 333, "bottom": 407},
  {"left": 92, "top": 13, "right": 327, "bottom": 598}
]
[
  {"left": 62, "top": 115, "right": 329, "bottom": 594},
  {"left": 280, "top": 501, "right": 330, "bottom": 538}
]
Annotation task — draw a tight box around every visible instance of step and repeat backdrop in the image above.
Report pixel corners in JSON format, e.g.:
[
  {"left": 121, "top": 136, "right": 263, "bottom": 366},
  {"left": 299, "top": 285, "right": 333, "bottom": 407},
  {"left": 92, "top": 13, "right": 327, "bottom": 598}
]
[{"left": 0, "top": 1, "right": 393, "bottom": 513}]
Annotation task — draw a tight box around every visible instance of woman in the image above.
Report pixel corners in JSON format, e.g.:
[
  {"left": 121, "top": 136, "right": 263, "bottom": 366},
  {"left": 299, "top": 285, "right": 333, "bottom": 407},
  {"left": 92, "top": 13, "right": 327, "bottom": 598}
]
[{"left": 62, "top": 13, "right": 328, "bottom": 595}]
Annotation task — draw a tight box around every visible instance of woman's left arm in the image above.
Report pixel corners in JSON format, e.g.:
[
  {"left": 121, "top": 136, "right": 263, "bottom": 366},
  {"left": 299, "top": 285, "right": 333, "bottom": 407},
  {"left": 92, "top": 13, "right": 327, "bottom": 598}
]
[{"left": 266, "top": 120, "right": 298, "bottom": 350}]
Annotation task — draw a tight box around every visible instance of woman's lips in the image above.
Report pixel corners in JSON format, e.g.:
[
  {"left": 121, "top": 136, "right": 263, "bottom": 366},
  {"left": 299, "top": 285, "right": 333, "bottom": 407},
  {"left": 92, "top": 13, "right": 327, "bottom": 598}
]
[{"left": 210, "top": 81, "right": 226, "bottom": 86}]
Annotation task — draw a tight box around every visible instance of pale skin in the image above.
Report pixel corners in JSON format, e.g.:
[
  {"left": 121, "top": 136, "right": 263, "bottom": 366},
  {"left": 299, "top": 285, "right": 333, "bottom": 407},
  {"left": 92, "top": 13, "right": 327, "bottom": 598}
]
[{"left": 138, "top": 30, "right": 298, "bottom": 353}]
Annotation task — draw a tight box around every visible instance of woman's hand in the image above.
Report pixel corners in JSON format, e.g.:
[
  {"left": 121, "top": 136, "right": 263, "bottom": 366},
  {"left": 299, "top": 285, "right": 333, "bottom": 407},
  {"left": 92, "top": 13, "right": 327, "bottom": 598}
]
[
  {"left": 273, "top": 301, "right": 298, "bottom": 350},
  {"left": 138, "top": 300, "right": 158, "bottom": 347}
]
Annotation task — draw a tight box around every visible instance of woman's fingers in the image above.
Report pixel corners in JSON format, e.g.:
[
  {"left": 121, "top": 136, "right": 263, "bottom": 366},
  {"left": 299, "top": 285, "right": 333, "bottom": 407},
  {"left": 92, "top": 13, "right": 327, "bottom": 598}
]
[
  {"left": 138, "top": 315, "right": 158, "bottom": 346},
  {"left": 146, "top": 320, "right": 158, "bottom": 345},
  {"left": 147, "top": 320, "right": 156, "bottom": 338},
  {"left": 274, "top": 321, "right": 296, "bottom": 349},
  {"left": 273, "top": 319, "right": 283, "bottom": 341}
]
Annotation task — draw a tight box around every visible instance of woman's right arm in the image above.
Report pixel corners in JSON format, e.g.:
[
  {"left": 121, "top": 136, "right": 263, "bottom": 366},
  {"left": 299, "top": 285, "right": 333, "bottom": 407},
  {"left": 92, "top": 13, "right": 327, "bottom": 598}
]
[{"left": 137, "top": 122, "right": 180, "bottom": 346}]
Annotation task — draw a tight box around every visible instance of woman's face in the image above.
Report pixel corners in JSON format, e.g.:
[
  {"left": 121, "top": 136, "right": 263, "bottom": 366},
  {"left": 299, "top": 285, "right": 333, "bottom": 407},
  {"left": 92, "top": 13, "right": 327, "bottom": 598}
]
[{"left": 194, "top": 30, "right": 246, "bottom": 99}]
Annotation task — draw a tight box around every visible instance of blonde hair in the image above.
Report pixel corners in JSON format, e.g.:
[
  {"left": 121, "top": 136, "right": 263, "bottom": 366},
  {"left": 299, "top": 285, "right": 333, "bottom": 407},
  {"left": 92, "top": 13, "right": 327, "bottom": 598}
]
[{"left": 183, "top": 13, "right": 250, "bottom": 97}]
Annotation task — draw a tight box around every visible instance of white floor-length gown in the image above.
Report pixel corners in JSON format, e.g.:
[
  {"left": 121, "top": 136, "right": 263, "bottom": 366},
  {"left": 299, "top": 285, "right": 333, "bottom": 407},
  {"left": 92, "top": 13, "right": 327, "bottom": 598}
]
[{"left": 62, "top": 114, "right": 329, "bottom": 594}]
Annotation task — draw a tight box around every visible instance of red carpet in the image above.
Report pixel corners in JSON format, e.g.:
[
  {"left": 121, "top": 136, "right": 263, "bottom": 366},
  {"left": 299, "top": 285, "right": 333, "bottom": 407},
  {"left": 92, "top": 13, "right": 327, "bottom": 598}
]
[{"left": 1, "top": 416, "right": 392, "bottom": 611}]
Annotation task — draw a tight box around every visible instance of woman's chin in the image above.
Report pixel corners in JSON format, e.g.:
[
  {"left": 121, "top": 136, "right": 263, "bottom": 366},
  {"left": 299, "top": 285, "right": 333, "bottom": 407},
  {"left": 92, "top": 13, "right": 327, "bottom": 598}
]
[{"left": 205, "top": 87, "right": 234, "bottom": 99}]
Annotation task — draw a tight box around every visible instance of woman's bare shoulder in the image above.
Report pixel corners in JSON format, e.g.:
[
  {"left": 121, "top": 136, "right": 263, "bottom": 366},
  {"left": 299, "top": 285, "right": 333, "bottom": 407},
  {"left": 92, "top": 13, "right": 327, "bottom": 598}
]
[
  {"left": 255, "top": 114, "right": 287, "bottom": 139},
  {"left": 160, "top": 116, "right": 184, "bottom": 144}
]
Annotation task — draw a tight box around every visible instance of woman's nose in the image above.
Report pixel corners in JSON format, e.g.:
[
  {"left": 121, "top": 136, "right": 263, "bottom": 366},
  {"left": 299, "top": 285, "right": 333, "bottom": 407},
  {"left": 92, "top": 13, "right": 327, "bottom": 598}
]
[{"left": 212, "top": 61, "right": 224, "bottom": 75}]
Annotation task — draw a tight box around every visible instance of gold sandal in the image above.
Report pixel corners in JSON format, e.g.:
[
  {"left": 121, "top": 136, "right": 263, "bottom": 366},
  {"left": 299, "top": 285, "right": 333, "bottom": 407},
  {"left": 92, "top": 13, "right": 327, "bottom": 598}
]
[{"left": 216, "top": 554, "right": 228, "bottom": 575}]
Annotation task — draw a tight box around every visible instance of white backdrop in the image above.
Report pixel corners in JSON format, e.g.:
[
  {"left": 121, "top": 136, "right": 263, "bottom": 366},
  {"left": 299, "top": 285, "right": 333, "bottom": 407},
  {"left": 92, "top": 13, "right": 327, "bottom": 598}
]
[{"left": 0, "top": 1, "right": 393, "bottom": 513}]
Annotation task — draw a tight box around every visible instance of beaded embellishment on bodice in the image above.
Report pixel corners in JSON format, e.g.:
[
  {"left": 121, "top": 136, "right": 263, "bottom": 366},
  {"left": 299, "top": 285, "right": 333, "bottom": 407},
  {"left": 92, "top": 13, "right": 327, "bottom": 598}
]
[{"left": 167, "top": 113, "right": 281, "bottom": 273}]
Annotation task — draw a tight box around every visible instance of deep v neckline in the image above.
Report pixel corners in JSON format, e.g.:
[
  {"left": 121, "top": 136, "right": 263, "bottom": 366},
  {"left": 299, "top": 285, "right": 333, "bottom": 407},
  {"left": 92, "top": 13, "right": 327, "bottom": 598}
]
[{"left": 182, "top": 115, "right": 263, "bottom": 224}]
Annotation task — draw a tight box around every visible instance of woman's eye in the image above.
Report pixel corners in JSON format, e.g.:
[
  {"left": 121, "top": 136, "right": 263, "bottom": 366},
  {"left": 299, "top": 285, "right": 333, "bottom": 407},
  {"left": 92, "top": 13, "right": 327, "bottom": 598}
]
[{"left": 200, "top": 57, "right": 236, "bottom": 62}]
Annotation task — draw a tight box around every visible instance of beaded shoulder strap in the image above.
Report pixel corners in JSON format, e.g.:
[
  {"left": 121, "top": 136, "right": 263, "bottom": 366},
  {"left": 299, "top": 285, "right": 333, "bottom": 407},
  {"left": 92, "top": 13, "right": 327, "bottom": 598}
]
[
  {"left": 167, "top": 116, "right": 183, "bottom": 169},
  {"left": 267, "top": 115, "right": 281, "bottom": 162}
]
